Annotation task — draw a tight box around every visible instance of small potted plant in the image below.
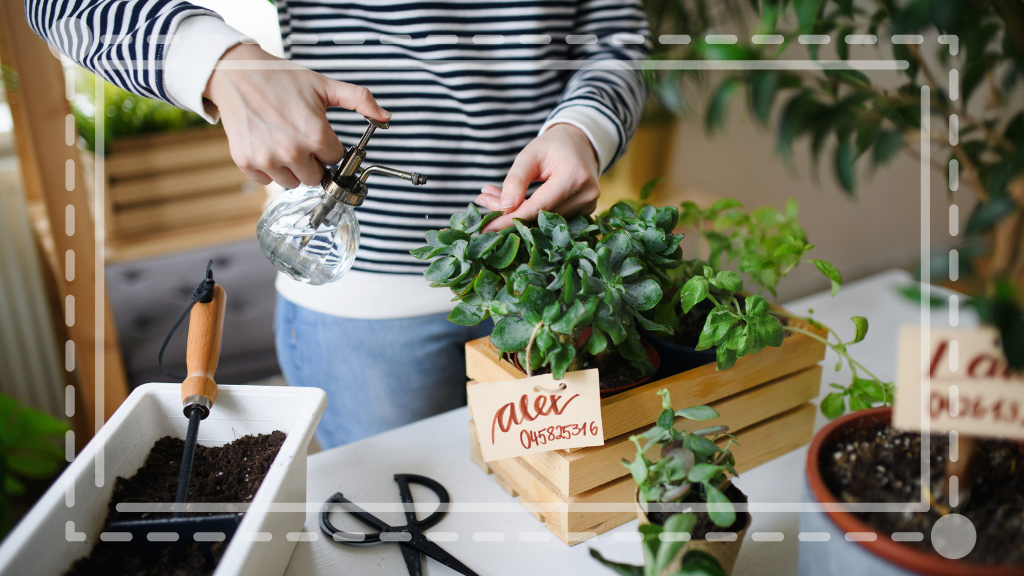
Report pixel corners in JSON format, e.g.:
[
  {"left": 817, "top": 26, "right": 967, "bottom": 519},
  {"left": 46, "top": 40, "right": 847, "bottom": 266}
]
[
  {"left": 412, "top": 202, "right": 684, "bottom": 394},
  {"left": 622, "top": 389, "right": 749, "bottom": 575},
  {"left": 591, "top": 513, "right": 728, "bottom": 576}
]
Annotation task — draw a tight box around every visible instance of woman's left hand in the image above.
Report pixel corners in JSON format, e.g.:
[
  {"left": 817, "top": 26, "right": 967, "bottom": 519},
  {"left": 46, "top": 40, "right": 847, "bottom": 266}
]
[{"left": 475, "top": 123, "right": 601, "bottom": 232}]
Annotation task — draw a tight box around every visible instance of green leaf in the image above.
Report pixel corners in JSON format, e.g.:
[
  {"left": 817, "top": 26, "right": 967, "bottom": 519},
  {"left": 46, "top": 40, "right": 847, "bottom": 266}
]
[
  {"left": 437, "top": 228, "right": 470, "bottom": 245},
  {"left": 744, "top": 294, "right": 770, "bottom": 317},
  {"left": 467, "top": 232, "right": 502, "bottom": 259},
  {"left": 448, "top": 303, "right": 486, "bottom": 326},
  {"left": 424, "top": 257, "right": 457, "bottom": 282},
  {"left": 410, "top": 244, "right": 448, "bottom": 260},
  {"left": 834, "top": 136, "right": 855, "bottom": 194},
  {"left": 851, "top": 378, "right": 885, "bottom": 402},
  {"left": 549, "top": 344, "right": 575, "bottom": 380},
  {"left": 749, "top": 71, "right": 778, "bottom": 125},
  {"left": 587, "top": 327, "right": 609, "bottom": 355},
  {"left": 588, "top": 550, "right": 644, "bottom": 576},
  {"left": 687, "top": 463, "right": 723, "bottom": 483},
  {"left": 965, "top": 196, "right": 1017, "bottom": 236},
  {"left": 680, "top": 549, "right": 728, "bottom": 576},
  {"left": 710, "top": 271, "right": 743, "bottom": 292},
  {"left": 628, "top": 456, "right": 649, "bottom": 484},
  {"left": 704, "top": 482, "right": 736, "bottom": 528},
  {"left": 675, "top": 405, "right": 719, "bottom": 420},
  {"left": 639, "top": 177, "right": 663, "bottom": 201},
  {"left": 716, "top": 344, "right": 737, "bottom": 370},
  {"left": 623, "top": 279, "right": 663, "bottom": 311},
  {"left": 820, "top": 392, "right": 847, "bottom": 419},
  {"left": 490, "top": 317, "right": 533, "bottom": 352},
  {"left": 706, "top": 78, "right": 741, "bottom": 133},
  {"left": 550, "top": 300, "right": 586, "bottom": 334},
  {"left": 473, "top": 270, "right": 503, "bottom": 301},
  {"left": 486, "top": 233, "right": 520, "bottom": 269},
  {"left": 850, "top": 316, "right": 868, "bottom": 344},
  {"left": 812, "top": 259, "right": 842, "bottom": 296},
  {"left": 449, "top": 204, "right": 481, "bottom": 231},
  {"left": 872, "top": 129, "right": 903, "bottom": 166},
  {"left": 655, "top": 513, "right": 698, "bottom": 572},
  {"left": 677, "top": 277, "right": 710, "bottom": 317},
  {"left": 848, "top": 394, "right": 872, "bottom": 412}
]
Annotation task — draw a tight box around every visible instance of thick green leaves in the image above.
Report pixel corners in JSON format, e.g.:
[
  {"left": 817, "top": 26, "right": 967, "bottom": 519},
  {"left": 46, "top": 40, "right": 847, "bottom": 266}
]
[
  {"left": 448, "top": 303, "right": 486, "bottom": 326},
  {"left": 491, "top": 317, "right": 533, "bottom": 352},
  {"left": 623, "top": 279, "right": 663, "bottom": 311},
  {"left": 704, "top": 482, "right": 736, "bottom": 528},
  {"left": 424, "top": 257, "right": 457, "bottom": 282}
]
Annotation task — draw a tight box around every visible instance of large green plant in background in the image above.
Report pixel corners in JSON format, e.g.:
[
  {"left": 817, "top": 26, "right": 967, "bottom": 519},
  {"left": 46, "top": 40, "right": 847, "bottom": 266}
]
[
  {"left": 70, "top": 71, "right": 206, "bottom": 152},
  {"left": 641, "top": 0, "right": 1024, "bottom": 368}
]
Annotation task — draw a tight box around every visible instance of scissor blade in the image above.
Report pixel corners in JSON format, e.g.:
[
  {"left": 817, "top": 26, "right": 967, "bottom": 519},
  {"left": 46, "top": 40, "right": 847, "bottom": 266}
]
[
  {"left": 408, "top": 534, "right": 480, "bottom": 576},
  {"left": 398, "top": 543, "right": 424, "bottom": 576},
  {"left": 327, "top": 494, "right": 392, "bottom": 533}
]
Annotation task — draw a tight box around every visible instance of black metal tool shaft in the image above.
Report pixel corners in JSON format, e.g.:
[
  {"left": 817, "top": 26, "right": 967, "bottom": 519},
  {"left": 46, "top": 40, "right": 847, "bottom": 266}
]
[{"left": 175, "top": 406, "right": 204, "bottom": 517}]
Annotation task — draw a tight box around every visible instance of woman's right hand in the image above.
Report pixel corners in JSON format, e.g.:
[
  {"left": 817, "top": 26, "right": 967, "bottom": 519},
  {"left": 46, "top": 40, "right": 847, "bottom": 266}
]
[{"left": 203, "top": 43, "right": 390, "bottom": 189}]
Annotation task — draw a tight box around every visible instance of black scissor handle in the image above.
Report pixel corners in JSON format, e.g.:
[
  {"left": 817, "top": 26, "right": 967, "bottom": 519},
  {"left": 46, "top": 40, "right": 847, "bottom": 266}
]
[
  {"left": 394, "top": 474, "right": 451, "bottom": 530},
  {"left": 319, "top": 492, "right": 385, "bottom": 544}
]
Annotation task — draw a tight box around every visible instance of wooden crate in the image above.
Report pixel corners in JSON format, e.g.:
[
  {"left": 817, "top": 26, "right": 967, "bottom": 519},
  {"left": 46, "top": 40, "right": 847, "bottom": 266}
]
[
  {"left": 80, "top": 126, "right": 266, "bottom": 261},
  {"left": 464, "top": 315, "right": 826, "bottom": 544},
  {"left": 471, "top": 404, "right": 816, "bottom": 545}
]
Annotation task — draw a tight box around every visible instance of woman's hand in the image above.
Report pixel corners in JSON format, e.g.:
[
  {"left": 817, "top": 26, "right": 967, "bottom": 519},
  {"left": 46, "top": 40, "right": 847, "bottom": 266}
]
[
  {"left": 475, "top": 123, "right": 601, "bottom": 232},
  {"left": 203, "top": 43, "right": 390, "bottom": 189}
]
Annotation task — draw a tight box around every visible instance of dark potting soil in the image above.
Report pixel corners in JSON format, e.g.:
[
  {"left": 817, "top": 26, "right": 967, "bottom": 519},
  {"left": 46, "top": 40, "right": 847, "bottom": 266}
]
[
  {"left": 647, "top": 483, "right": 749, "bottom": 540},
  {"left": 510, "top": 353, "right": 648, "bottom": 394},
  {"left": 820, "top": 421, "right": 1024, "bottom": 566},
  {"left": 65, "top": 431, "right": 286, "bottom": 576}
]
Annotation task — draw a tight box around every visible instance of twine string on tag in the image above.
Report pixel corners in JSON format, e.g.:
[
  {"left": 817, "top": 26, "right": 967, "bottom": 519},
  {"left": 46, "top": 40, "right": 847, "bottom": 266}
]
[
  {"left": 533, "top": 382, "right": 567, "bottom": 393},
  {"left": 523, "top": 321, "right": 544, "bottom": 378}
]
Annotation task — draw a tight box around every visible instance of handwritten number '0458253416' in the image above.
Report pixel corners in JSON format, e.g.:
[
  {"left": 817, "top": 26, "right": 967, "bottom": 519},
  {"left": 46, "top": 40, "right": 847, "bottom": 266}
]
[{"left": 520, "top": 421, "right": 599, "bottom": 449}]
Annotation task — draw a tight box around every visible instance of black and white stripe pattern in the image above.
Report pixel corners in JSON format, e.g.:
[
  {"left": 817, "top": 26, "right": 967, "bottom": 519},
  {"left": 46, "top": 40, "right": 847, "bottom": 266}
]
[{"left": 28, "top": 0, "right": 650, "bottom": 275}]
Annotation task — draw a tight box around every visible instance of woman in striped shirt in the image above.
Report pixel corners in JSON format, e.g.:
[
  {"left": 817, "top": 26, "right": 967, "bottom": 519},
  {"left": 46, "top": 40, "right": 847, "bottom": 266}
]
[{"left": 28, "top": 0, "right": 650, "bottom": 448}]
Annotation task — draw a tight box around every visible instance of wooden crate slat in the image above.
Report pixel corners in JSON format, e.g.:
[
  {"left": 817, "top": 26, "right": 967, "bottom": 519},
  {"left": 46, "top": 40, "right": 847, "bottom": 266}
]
[
  {"left": 110, "top": 187, "right": 265, "bottom": 236},
  {"left": 109, "top": 162, "right": 252, "bottom": 206},
  {"left": 105, "top": 127, "right": 232, "bottom": 177},
  {"left": 521, "top": 364, "right": 822, "bottom": 496},
  {"left": 105, "top": 214, "right": 261, "bottom": 263},
  {"left": 466, "top": 317, "right": 826, "bottom": 441},
  {"left": 480, "top": 403, "right": 817, "bottom": 545}
]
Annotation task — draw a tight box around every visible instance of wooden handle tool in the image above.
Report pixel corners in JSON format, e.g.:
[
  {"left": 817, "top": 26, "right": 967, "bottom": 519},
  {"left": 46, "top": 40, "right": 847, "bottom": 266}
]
[{"left": 180, "top": 284, "right": 226, "bottom": 417}]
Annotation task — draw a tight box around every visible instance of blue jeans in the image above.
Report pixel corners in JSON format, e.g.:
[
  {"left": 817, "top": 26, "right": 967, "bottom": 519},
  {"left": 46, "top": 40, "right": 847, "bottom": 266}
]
[{"left": 274, "top": 296, "right": 492, "bottom": 449}]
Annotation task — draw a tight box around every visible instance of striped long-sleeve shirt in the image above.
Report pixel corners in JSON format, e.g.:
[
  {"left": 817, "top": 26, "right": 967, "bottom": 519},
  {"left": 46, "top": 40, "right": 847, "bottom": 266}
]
[{"left": 27, "top": 0, "right": 650, "bottom": 319}]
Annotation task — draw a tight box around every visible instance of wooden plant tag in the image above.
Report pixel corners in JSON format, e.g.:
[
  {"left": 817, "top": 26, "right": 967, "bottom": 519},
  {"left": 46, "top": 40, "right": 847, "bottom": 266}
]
[
  {"left": 893, "top": 326, "right": 1024, "bottom": 439},
  {"left": 467, "top": 369, "right": 604, "bottom": 462}
]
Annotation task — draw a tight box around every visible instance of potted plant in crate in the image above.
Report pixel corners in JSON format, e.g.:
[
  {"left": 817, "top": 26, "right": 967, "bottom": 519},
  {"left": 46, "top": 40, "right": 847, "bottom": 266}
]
[
  {"left": 411, "top": 202, "right": 684, "bottom": 393},
  {"left": 623, "top": 390, "right": 749, "bottom": 575}
]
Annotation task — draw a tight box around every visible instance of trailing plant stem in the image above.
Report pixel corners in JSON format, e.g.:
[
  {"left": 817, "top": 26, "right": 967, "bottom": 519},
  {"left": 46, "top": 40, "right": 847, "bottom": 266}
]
[{"left": 783, "top": 325, "right": 887, "bottom": 400}]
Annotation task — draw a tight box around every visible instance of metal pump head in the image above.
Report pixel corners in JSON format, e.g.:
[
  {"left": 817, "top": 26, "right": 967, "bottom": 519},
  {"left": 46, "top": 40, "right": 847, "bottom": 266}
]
[{"left": 305, "top": 117, "right": 427, "bottom": 235}]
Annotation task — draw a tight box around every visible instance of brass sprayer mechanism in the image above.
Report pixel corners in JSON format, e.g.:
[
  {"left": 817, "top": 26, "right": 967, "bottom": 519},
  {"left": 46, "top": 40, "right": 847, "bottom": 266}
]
[{"left": 303, "top": 118, "right": 427, "bottom": 243}]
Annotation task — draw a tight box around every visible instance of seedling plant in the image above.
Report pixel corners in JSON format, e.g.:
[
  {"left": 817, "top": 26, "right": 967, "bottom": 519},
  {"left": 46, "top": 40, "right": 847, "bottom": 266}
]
[{"left": 590, "top": 513, "right": 726, "bottom": 576}]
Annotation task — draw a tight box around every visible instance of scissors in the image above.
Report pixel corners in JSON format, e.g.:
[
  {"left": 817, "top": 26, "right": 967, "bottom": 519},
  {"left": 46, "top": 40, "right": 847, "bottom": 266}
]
[{"left": 319, "top": 473, "right": 480, "bottom": 576}]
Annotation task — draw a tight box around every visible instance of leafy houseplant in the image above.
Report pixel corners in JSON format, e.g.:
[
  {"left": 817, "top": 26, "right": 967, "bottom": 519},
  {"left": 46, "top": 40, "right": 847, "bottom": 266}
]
[
  {"left": 642, "top": 0, "right": 1024, "bottom": 370},
  {"left": 590, "top": 513, "right": 727, "bottom": 576},
  {"left": 634, "top": 196, "right": 893, "bottom": 418},
  {"left": 625, "top": 390, "right": 739, "bottom": 527},
  {"left": 0, "top": 393, "right": 68, "bottom": 537},
  {"left": 621, "top": 390, "right": 748, "bottom": 574},
  {"left": 411, "top": 203, "right": 684, "bottom": 386}
]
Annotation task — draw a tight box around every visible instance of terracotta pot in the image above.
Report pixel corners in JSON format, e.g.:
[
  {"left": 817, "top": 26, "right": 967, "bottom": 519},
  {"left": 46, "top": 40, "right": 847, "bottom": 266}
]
[
  {"left": 635, "top": 488, "right": 749, "bottom": 576},
  {"left": 508, "top": 328, "right": 660, "bottom": 397},
  {"left": 803, "top": 406, "right": 1019, "bottom": 576}
]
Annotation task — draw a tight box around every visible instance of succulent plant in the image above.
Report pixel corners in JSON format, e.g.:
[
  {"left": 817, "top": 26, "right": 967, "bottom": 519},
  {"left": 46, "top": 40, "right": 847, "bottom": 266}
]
[{"left": 411, "top": 203, "right": 684, "bottom": 379}]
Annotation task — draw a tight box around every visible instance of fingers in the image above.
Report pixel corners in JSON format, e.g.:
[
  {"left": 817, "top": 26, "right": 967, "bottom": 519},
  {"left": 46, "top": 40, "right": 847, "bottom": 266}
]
[
  {"left": 498, "top": 149, "right": 541, "bottom": 213},
  {"left": 321, "top": 77, "right": 391, "bottom": 122},
  {"left": 482, "top": 176, "right": 565, "bottom": 232},
  {"left": 263, "top": 166, "right": 302, "bottom": 190},
  {"left": 241, "top": 168, "right": 273, "bottom": 186}
]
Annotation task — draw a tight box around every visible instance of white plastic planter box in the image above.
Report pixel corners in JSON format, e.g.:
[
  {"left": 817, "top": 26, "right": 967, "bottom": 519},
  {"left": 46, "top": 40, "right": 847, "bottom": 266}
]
[{"left": 0, "top": 383, "right": 327, "bottom": 576}]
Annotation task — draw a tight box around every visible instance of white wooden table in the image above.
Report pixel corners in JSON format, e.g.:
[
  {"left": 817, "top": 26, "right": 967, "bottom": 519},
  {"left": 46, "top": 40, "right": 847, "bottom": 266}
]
[{"left": 283, "top": 269, "right": 969, "bottom": 576}]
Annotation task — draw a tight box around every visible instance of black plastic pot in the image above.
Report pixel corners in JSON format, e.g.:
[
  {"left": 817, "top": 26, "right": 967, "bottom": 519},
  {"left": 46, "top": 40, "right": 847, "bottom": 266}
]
[{"left": 641, "top": 329, "right": 717, "bottom": 379}]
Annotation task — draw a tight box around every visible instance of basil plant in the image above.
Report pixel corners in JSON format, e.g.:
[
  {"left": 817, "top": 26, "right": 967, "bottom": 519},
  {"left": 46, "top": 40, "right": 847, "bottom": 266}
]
[{"left": 411, "top": 203, "right": 684, "bottom": 379}]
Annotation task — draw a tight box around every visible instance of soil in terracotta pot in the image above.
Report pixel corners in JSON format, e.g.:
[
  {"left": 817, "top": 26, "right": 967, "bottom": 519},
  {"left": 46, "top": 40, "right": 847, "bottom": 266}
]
[
  {"left": 820, "top": 420, "right": 1024, "bottom": 566},
  {"left": 647, "top": 483, "right": 749, "bottom": 540},
  {"left": 65, "top": 431, "right": 286, "bottom": 576}
]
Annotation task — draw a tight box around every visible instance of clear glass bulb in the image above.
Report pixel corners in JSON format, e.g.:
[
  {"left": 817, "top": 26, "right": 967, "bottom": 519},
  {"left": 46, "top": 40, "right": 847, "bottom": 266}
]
[{"left": 257, "top": 185, "right": 359, "bottom": 285}]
